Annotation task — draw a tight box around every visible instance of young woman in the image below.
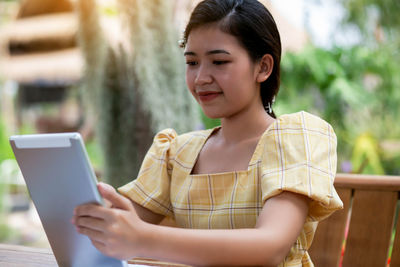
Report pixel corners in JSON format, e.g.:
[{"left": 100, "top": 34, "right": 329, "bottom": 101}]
[{"left": 73, "top": 0, "right": 343, "bottom": 266}]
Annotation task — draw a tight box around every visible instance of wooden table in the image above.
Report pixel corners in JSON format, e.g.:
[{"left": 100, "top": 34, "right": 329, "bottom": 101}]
[
  {"left": 0, "top": 244, "right": 57, "bottom": 267},
  {"left": 0, "top": 244, "right": 190, "bottom": 267}
]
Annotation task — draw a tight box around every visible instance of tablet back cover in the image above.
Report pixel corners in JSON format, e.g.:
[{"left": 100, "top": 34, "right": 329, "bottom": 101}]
[{"left": 10, "top": 133, "right": 127, "bottom": 267}]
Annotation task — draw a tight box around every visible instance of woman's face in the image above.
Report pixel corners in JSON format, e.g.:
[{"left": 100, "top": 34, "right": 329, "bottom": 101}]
[{"left": 184, "top": 24, "right": 263, "bottom": 119}]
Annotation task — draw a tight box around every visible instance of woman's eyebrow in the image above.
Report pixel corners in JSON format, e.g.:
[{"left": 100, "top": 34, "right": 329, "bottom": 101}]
[
  {"left": 184, "top": 51, "right": 196, "bottom": 56},
  {"left": 206, "top": 49, "right": 230, "bottom": 55},
  {"left": 184, "top": 50, "right": 231, "bottom": 56}
]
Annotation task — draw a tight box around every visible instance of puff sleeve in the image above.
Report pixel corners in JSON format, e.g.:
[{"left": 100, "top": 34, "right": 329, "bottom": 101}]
[
  {"left": 260, "top": 112, "right": 343, "bottom": 221},
  {"left": 118, "top": 128, "right": 177, "bottom": 217}
]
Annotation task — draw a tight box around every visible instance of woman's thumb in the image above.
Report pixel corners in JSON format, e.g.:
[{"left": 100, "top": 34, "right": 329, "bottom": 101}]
[{"left": 97, "top": 182, "right": 131, "bottom": 210}]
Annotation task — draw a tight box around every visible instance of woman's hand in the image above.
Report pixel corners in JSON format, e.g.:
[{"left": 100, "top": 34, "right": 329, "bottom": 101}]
[{"left": 72, "top": 182, "right": 147, "bottom": 260}]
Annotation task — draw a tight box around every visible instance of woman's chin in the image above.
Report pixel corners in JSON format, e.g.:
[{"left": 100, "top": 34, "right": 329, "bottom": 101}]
[{"left": 202, "top": 110, "right": 224, "bottom": 120}]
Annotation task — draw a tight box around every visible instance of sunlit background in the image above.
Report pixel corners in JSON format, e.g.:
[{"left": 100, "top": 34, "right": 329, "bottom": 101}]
[{"left": 0, "top": 0, "right": 399, "bottom": 251}]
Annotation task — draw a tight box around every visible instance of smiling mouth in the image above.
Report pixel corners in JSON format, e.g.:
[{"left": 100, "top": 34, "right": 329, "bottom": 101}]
[
  {"left": 198, "top": 91, "right": 221, "bottom": 96},
  {"left": 197, "top": 91, "right": 222, "bottom": 102}
]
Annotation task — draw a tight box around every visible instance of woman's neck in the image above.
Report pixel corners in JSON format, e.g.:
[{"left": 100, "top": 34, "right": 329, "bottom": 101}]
[{"left": 218, "top": 104, "right": 275, "bottom": 146}]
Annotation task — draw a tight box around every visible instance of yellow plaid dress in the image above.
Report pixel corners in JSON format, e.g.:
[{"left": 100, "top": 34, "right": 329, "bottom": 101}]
[{"left": 118, "top": 111, "right": 343, "bottom": 267}]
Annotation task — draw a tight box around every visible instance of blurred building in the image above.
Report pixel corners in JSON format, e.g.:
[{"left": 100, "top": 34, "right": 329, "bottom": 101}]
[
  {"left": 0, "top": 0, "right": 83, "bottom": 133},
  {"left": 1, "top": 0, "right": 306, "bottom": 90},
  {"left": 0, "top": 0, "right": 82, "bottom": 86},
  {"left": 0, "top": 0, "right": 307, "bottom": 134}
]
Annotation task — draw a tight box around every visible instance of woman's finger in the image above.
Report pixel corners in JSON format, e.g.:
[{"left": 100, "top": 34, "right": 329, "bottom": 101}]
[
  {"left": 92, "top": 240, "right": 107, "bottom": 254},
  {"left": 103, "top": 198, "right": 113, "bottom": 208},
  {"left": 97, "top": 182, "right": 132, "bottom": 211},
  {"left": 74, "top": 204, "right": 109, "bottom": 219},
  {"left": 76, "top": 226, "right": 105, "bottom": 243},
  {"left": 74, "top": 216, "right": 107, "bottom": 232}
]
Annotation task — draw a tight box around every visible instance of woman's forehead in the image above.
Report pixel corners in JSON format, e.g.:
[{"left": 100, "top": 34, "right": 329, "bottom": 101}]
[{"left": 185, "top": 25, "right": 243, "bottom": 54}]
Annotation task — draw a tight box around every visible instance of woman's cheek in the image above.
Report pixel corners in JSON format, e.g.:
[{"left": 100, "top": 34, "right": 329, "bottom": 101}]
[{"left": 185, "top": 72, "right": 197, "bottom": 96}]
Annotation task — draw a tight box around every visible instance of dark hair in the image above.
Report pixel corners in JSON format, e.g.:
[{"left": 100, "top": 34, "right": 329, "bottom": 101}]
[{"left": 182, "top": 0, "right": 281, "bottom": 118}]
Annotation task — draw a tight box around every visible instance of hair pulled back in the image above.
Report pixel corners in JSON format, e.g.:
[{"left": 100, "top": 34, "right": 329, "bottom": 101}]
[{"left": 182, "top": 0, "right": 281, "bottom": 118}]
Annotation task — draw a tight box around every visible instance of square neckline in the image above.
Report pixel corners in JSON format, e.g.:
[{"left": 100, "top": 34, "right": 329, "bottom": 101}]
[{"left": 189, "top": 117, "right": 280, "bottom": 177}]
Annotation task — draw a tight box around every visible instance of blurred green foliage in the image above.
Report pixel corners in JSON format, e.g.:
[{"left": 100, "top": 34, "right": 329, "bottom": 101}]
[
  {"left": 0, "top": 119, "right": 13, "bottom": 240},
  {"left": 200, "top": 109, "right": 220, "bottom": 130},
  {"left": 85, "top": 139, "right": 103, "bottom": 172},
  {"left": 276, "top": 44, "right": 400, "bottom": 174},
  {"left": 278, "top": 0, "right": 400, "bottom": 175},
  {"left": 0, "top": 120, "right": 13, "bottom": 162},
  {"left": 339, "top": 0, "right": 400, "bottom": 45}
]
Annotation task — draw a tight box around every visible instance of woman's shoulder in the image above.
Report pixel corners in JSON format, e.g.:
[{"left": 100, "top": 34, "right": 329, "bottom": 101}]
[
  {"left": 177, "top": 127, "right": 215, "bottom": 142},
  {"left": 152, "top": 127, "right": 215, "bottom": 154},
  {"left": 268, "top": 111, "right": 336, "bottom": 141},
  {"left": 155, "top": 127, "right": 214, "bottom": 142},
  {"left": 257, "top": 111, "right": 336, "bottom": 152},
  {"left": 276, "top": 111, "right": 334, "bottom": 131},
  {"left": 259, "top": 112, "right": 342, "bottom": 220}
]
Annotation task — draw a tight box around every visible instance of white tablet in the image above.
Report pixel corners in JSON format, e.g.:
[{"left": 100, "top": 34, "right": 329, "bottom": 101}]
[{"left": 10, "top": 133, "right": 128, "bottom": 267}]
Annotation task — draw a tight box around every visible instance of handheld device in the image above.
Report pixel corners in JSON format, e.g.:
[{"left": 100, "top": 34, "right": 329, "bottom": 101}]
[{"left": 10, "top": 133, "right": 128, "bottom": 267}]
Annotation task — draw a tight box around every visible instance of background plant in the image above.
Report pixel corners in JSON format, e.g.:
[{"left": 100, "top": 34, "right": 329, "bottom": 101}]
[
  {"left": 0, "top": 119, "right": 15, "bottom": 241},
  {"left": 275, "top": 0, "right": 400, "bottom": 175},
  {"left": 76, "top": 0, "right": 199, "bottom": 187}
]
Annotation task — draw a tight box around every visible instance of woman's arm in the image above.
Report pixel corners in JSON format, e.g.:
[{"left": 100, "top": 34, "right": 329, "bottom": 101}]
[
  {"left": 141, "top": 191, "right": 309, "bottom": 266},
  {"left": 131, "top": 200, "right": 165, "bottom": 225},
  {"left": 73, "top": 184, "right": 309, "bottom": 266}
]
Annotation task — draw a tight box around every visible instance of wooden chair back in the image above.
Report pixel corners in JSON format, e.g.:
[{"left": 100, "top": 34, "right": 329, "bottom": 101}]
[{"left": 309, "top": 173, "right": 400, "bottom": 267}]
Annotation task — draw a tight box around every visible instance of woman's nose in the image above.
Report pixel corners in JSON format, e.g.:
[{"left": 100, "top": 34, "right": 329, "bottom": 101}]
[{"left": 194, "top": 65, "right": 212, "bottom": 85}]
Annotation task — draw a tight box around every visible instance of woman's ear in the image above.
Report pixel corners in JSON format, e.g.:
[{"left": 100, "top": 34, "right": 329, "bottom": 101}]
[{"left": 256, "top": 54, "right": 274, "bottom": 83}]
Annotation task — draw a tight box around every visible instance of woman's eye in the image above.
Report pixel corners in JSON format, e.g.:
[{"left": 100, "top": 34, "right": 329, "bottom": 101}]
[
  {"left": 213, "top": 60, "right": 229, "bottom": 65},
  {"left": 186, "top": 61, "right": 198, "bottom": 66}
]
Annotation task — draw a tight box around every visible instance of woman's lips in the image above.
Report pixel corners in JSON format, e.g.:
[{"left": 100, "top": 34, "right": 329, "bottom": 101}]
[{"left": 197, "top": 91, "right": 222, "bottom": 102}]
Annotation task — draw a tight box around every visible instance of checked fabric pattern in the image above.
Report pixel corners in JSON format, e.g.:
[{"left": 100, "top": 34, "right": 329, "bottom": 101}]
[{"left": 118, "top": 111, "right": 343, "bottom": 267}]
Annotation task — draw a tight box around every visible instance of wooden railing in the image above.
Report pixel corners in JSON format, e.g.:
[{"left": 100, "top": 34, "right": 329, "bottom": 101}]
[{"left": 309, "top": 173, "right": 400, "bottom": 267}]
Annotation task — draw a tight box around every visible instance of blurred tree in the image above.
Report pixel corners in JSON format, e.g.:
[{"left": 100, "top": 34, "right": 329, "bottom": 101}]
[
  {"left": 339, "top": 0, "right": 400, "bottom": 45},
  {"left": 276, "top": 0, "right": 400, "bottom": 175},
  {"left": 338, "top": 0, "right": 400, "bottom": 174},
  {"left": 76, "top": 0, "right": 199, "bottom": 187},
  {"left": 277, "top": 44, "right": 400, "bottom": 175}
]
